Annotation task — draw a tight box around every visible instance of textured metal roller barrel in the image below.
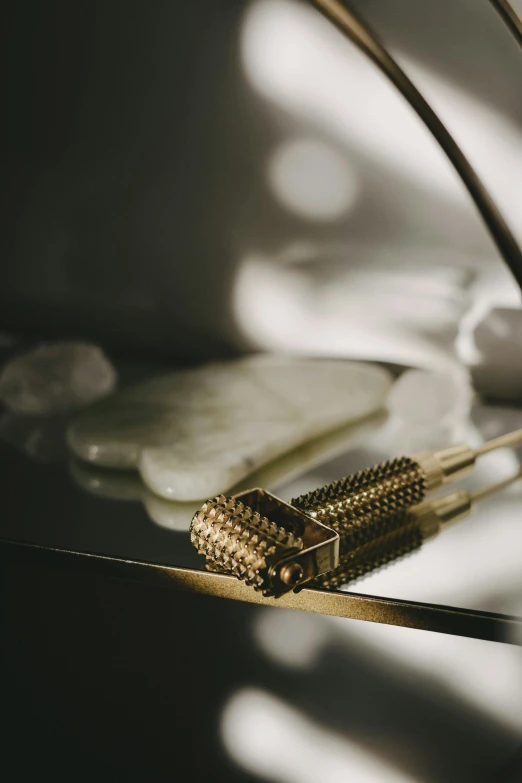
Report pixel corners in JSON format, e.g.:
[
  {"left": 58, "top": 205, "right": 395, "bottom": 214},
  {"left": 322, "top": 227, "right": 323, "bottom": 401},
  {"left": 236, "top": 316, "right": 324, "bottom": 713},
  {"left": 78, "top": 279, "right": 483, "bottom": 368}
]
[
  {"left": 292, "top": 457, "right": 426, "bottom": 532},
  {"left": 190, "top": 495, "right": 304, "bottom": 595},
  {"left": 292, "top": 457, "right": 427, "bottom": 588}
]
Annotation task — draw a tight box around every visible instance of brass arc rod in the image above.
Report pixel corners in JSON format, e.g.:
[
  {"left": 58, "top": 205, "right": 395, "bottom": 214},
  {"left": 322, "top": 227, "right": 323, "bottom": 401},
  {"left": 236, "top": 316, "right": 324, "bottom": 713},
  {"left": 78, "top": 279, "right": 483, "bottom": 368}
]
[
  {"left": 312, "top": 0, "right": 522, "bottom": 291},
  {"left": 490, "top": 0, "right": 522, "bottom": 48}
]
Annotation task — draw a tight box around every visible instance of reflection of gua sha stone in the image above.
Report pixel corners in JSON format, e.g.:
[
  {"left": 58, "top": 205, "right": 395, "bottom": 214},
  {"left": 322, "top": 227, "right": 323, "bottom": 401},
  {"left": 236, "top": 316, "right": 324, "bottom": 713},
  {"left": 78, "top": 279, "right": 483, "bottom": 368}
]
[
  {"left": 70, "top": 411, "right": 387, "bottom": 532},
  {"left": 67, "top": 356, "right": 392, "bottom": 502},
  {"left": 70, "top": 461, "right": 198, "bottom": 532}
]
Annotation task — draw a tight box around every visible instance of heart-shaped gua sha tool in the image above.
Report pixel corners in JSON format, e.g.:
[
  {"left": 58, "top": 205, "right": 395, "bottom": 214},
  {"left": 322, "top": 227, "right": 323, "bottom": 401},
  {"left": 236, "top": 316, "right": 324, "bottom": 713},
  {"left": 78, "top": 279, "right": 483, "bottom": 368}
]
[
  {"left": 70, "top": 410, "right": 387, "bottom": 531},
  {"left": 67, "top": 356, "right": 392, "bottom": 502}
]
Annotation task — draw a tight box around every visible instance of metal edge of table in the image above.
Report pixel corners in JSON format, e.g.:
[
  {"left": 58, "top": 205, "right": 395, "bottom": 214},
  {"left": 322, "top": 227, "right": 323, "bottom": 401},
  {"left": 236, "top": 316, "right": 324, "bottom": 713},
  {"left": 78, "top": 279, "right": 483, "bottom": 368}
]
[{"left": 1, "top": 537, "right": 521, "bottom": 646}]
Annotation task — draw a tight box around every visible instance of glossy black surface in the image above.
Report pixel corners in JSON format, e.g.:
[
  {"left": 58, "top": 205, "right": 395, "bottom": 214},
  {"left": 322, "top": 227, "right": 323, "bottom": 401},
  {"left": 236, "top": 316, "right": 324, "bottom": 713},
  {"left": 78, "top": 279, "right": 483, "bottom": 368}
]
[
  {"left": 2, "top": 377, "right": 522, "bottom": 622},
  {"left": 2, "top": 422, "right": 200, "bottom": 570}
]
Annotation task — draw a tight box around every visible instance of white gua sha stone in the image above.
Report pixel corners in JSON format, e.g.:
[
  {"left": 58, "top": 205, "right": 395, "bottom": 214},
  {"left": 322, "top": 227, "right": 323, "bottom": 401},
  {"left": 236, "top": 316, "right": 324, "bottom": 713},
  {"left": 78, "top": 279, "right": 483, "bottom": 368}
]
[
  {"left": 70, "top": 409, "right": 387, "bottom": 531},
  {"left": 67, "top": 356, "right": 392, "bottom": 502}
]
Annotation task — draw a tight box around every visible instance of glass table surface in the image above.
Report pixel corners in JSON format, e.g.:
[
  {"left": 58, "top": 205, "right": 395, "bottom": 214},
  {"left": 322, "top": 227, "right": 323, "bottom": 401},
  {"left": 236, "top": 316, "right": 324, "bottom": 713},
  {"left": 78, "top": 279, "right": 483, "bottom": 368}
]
[{"left": 2, "top": 362, "right": 521, "bottom": 645}]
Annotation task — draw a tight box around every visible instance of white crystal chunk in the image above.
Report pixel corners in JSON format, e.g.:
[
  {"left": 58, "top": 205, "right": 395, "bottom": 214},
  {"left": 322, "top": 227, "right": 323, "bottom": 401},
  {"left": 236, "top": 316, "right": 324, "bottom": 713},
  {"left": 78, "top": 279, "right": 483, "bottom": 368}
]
[{"left": 0, "top": 342, "right": 117, "bottom": 415}]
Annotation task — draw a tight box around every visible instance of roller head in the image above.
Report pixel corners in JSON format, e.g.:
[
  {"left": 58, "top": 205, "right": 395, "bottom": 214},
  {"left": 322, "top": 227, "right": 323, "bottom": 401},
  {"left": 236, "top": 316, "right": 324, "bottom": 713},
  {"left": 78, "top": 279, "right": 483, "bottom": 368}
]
[
  {"left": 190, "top": 488, "right": 339, "bottom": 597},
  {"left": 190, "top": 493, "right": 305, "bottom": 595}
]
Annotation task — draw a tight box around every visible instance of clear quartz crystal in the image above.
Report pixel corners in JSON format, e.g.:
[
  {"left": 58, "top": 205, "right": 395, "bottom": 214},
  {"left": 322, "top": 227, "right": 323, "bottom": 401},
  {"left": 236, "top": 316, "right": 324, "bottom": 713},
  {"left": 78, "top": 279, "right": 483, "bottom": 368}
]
[{"left": 0, "top": 342, "right": 117, "bottom": 415}]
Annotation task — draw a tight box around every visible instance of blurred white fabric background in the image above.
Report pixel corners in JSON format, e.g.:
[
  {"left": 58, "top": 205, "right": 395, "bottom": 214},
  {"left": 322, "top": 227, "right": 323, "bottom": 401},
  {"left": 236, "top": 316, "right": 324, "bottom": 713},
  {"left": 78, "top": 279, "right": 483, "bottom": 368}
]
[{"left": 232, "top": 0, "right": 522, "bottom": 400}]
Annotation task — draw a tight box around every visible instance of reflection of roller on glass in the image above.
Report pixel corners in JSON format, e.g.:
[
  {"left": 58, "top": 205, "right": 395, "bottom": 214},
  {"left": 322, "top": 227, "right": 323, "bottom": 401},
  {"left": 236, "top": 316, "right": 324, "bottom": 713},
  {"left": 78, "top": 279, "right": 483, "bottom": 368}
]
[{"left": 190, "top": 429, "right": 522, "bottom": 597}]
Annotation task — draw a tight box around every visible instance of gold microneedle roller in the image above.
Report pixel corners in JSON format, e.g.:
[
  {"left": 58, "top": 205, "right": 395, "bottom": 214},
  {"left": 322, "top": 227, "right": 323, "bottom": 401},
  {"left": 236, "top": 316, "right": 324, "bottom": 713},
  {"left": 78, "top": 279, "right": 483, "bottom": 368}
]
[
  {"left": 292, "top": 428, "right": 522, "bottom": 534},
  {"left": 190, "top": 429, "right": 522, "bottom": 597}
]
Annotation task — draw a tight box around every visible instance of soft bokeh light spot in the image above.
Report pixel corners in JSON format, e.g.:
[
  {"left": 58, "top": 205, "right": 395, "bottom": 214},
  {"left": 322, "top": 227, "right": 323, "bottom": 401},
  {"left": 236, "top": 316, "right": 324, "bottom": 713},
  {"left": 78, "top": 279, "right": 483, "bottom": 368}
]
[
  {"left": 252, "top": 608, "right": 326, "bottom": 668},
  {"left": 324, "top": 619, "right": 522, "bottom": 735},
  {"left": 267, "top": 139, "right": 358, "bottom": 221},
  {"left": 221, "top": 688, "right": 421, "bottom": 783}
]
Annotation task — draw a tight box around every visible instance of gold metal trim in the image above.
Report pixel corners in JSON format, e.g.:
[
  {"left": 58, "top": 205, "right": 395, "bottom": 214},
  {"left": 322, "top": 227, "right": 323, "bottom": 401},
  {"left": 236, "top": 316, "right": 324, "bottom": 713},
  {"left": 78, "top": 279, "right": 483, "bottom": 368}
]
[{"left": 1, "top": 538, "right": 520, "bottom": 645}]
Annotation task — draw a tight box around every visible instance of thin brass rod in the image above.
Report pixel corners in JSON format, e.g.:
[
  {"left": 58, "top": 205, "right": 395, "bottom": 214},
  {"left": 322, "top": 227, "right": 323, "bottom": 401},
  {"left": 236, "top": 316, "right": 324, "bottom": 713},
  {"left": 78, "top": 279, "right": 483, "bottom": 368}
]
[
  {"left": 311, "top": 0, "right": 522, "bottom": 290},
  {"left": 470, "top": 468, "right": 522, "bottom": 503},
  {"left": 475, "top": 427, "right": 522, "bottom": 455},
  {"left": 490, "top": 0, "right": 522, "bottom": 48},
  {"left": 1, "top": 538, "right": 520, "bottom": 645}
]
